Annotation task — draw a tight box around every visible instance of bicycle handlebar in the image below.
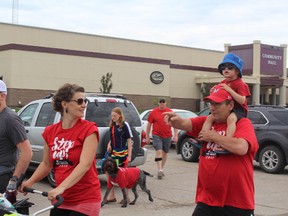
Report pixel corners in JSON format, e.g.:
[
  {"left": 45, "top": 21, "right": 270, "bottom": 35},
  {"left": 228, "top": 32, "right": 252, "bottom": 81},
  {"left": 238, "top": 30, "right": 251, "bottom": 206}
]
[{"left": 23, "top": 187, "right": 64, "bottom": 208}]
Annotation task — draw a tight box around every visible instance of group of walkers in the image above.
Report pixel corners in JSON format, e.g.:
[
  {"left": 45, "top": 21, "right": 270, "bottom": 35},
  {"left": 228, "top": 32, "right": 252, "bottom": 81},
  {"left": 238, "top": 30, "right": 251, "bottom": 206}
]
[{"left": 0, "top": 53, "right": 258, "bottom": 216}]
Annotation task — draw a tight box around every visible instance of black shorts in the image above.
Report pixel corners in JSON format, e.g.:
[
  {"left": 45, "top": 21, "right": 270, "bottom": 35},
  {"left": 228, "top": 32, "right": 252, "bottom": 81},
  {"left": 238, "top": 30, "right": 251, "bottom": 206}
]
[
  {"left": 192, "top": 202, "right": 254, "bottom": 216},
  {"left": 50, "top": 208, "right": 87, "bottom": 216}
]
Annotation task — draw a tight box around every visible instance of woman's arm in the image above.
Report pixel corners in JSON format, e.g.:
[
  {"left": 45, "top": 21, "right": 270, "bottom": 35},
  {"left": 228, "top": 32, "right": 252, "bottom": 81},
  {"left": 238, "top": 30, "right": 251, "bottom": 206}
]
[
  {"left": 127, "top": 137, "right": 132, "bottom": 162},
  {"left": 107, "top": 141, "right": 112, "bottom": 152}
]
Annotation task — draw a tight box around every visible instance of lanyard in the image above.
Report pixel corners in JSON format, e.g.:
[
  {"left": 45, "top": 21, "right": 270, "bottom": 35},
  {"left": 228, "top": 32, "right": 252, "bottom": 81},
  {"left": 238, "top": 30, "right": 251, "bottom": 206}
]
[{"left": 112, "top": 125, "right": 116, "bottom": 148}]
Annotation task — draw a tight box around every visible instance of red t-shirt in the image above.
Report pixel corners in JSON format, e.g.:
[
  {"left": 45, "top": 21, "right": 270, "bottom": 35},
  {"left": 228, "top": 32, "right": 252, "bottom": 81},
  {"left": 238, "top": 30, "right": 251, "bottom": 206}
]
[
  {"left": 42, "top": 119, "right": 101, "bottom": 204},
  {"left": 147, "top": 107, "right": 173, "bottom": 138},
  {"left": 189, "top": 116, "right": 258, "bottom": 210},
  {"left": 108, "top": 167, "right": 140, "bottom": 189},
  {"left": 219, "top": 78, "right": 251, "bottom": 113}
]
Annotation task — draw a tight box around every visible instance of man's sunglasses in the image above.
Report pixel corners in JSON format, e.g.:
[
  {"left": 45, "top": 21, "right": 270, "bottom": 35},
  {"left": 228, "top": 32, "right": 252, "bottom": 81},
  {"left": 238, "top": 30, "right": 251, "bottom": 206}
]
[
  {"left": 69, "top": 98, "right": 88, "bottom": 105},
  {"left": 219, "top": 63, "right": 236, "bottom": 71}
]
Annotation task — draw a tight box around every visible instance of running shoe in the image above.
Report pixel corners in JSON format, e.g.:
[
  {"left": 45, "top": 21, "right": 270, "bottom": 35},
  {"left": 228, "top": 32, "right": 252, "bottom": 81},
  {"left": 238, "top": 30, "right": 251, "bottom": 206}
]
[{"left": 157, "top": 170, "right": 164, "bottom": 179}]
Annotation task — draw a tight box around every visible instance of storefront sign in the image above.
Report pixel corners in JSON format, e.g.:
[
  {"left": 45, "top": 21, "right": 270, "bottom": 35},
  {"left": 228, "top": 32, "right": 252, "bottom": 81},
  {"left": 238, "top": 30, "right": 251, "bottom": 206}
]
[{"left": 260, "top": 46, "right": 284, "bottom": 75}]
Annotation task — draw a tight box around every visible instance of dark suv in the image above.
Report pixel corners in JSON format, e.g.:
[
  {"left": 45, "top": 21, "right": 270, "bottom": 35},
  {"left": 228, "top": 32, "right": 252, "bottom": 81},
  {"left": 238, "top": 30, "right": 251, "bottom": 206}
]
[{"left": 176, "top": 105, "right": 288, "bottom": 174}]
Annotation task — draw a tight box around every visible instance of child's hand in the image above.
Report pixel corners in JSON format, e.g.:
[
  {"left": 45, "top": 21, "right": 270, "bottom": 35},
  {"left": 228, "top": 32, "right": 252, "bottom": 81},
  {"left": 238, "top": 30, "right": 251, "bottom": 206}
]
[
  {"left": 219, "top": 83, "right": 232, "bottom": 93},
  {"left": 199, "top": 129, "right": 219, "bottom": 142}
]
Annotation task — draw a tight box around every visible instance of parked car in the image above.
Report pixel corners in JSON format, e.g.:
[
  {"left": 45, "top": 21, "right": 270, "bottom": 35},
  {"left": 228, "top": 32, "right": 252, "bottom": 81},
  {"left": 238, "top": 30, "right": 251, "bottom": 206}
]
[
  {"left": 177, "top": 105, "right": 288, "bottom": 174},
  {"left": 18, "top": 93, "right": 147, "bottom": 187},
  {"left": 247, "top": 105, "right": 288, "bottom": 173},
  {"left": 140, "top": 109, "right": 198, "bottom": 144}
]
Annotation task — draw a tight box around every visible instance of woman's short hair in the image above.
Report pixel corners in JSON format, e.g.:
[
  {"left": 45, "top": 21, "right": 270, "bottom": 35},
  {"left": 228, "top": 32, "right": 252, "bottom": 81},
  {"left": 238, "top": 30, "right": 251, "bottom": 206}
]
[{"left": 53, "top": 83, "right": 85, "bottom": 114}]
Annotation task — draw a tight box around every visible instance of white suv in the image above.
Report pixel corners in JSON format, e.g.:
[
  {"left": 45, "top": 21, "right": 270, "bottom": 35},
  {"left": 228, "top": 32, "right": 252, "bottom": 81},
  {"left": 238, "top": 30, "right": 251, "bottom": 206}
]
[{"left": 18, "top": 93, "right": 147, "bottom": 187}]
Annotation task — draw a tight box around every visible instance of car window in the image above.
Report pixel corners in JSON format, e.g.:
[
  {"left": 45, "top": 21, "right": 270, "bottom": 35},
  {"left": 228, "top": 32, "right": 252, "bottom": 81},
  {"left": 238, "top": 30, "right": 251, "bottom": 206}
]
[
  {"left": 86, "top": 101, "right": 141, "bottom": 127},
  {"left": 19, "top": 103, "right": 39, "bottom": 126},
  {"left": 142, "top": 111, "right": 151, "bottom": 121},
  {"left": 247, "top": 110, "right": 268, "bottom": 124},
  {"left": 35, "top": 102, "right": 57, "bottom": 127},
  {"left": 269, "top": 111, "right": 288, "bottom": 125}
]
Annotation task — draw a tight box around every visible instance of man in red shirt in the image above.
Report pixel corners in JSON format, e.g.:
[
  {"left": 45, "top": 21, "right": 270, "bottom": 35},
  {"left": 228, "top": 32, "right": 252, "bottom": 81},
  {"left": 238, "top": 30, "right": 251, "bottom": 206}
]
[
  {"left": 164, "top": 88, "right": 258, "bottom": 216},
  {"left": 146, "top": 98, "right": 178, "bottom": 179}
]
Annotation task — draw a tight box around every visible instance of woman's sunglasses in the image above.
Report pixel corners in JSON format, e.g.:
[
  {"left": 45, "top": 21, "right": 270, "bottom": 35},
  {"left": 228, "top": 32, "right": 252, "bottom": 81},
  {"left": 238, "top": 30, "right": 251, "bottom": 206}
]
[
  {"left": 219, "top": 63, "right": 236, "bottom": 71},
  {"left": 69, "top": 98, "right": 88, "bottom": 105}
]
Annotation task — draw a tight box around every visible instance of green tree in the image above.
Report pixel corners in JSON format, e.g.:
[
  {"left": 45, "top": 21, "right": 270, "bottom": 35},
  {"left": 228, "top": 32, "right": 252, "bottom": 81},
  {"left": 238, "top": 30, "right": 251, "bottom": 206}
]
[{"left": 100, "top": 72, "right": 113, "bottom": 93}]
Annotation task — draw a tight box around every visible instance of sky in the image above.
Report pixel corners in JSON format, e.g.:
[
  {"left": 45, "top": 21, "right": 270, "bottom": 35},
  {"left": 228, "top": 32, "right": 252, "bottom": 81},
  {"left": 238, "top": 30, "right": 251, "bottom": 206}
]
[{"left": 0, "top": 0, "right": 288, "bottom": 58}]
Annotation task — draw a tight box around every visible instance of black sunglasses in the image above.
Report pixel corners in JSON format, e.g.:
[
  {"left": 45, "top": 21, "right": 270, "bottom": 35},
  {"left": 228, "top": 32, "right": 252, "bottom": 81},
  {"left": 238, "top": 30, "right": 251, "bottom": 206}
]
[
  {"left": 69, "top": 98, "right": 88, "bottom": 105},
  {"left": 219, "top": 63, "right": 236, "bottom": 71},
  {"left": 159, "top": 100, "right": 166, "bottom": 103}
]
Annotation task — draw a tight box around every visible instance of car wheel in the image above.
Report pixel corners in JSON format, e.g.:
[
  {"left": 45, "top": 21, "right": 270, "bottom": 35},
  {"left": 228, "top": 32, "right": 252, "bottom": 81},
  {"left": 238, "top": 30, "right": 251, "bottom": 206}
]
[
  {"left": 259, "top": 145, "right": 285, "bottom": 174},
  {"left": 47, "top": 170, "right": 56, "bottom": 188},
  {"left": 180, "top": 137, "right": 200, "bottom": 162}
]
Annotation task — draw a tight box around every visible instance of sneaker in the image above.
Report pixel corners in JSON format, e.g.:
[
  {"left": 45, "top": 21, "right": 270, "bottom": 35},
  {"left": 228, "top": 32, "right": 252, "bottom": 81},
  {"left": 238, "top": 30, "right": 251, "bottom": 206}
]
[
  {"left": 157, "top": 170, "right": 164, "bottom": 179},
  {"left": 188, "top": 137, "right": 202, "bottom": 149}
]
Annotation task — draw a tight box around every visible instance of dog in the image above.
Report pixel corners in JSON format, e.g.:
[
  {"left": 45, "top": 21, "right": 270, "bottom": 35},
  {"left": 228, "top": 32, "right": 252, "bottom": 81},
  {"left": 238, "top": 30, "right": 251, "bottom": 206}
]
[{"left": 101, "top": 157, "right": 154, "bottom": 208}]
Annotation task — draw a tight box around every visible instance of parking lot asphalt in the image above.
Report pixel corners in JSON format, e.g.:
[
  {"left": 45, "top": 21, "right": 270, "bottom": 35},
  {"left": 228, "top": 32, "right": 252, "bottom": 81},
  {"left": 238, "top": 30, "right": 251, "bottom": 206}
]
[{"left": 16, "top": 145, "right": 288, "bottom": 216}]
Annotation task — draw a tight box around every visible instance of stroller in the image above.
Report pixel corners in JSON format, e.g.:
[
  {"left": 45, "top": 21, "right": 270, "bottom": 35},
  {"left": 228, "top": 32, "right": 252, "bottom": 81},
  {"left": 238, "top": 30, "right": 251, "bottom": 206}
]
[{"left": 0, "top": 187, "right": 64, "bottom": 216}]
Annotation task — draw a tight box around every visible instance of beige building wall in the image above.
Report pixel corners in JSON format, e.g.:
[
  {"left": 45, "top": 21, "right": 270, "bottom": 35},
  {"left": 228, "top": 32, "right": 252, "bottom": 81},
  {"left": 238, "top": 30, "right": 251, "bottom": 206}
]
[
  {"left": 0, "top": 22, "right": 221, "bottom": 68},
  {"left": 0, "top": 22, "right": 287, "bottom": 111},
  {"left": 0, "top": 22, "right": 223, "bottom": 111}
]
